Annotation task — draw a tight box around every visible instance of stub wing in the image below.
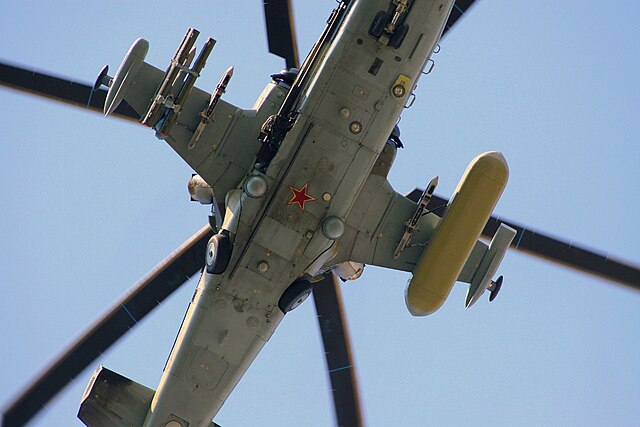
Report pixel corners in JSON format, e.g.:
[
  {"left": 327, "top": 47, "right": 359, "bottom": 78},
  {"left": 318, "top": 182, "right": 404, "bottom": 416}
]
[
  {"left": 101, "top": 33, "right": 287, "bottom": 209},
  {"left": 339, "top": 174, "right": 441, "bottom": 273},
  {"left": 339, "top": 152, "right": 512, "bottom": 315}
]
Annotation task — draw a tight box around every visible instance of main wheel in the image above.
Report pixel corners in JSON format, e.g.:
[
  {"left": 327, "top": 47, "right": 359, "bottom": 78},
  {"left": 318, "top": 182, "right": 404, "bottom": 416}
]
[
  {"left": 278, "top": 279, "right": 313, "bottom": 313},
  {"left": 205, "top": 233, "right": 231, "bottom": 274},
  {"left": 388, "top": 23, "right": 409, "bottom": 49},
  {"left": 369, "top": 11, "right": 390, "bottom": 38}
]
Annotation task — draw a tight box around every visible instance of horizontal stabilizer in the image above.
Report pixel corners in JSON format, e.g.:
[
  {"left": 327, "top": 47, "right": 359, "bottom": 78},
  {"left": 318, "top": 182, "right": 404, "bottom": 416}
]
[
  {"left": 78, "top": 366, "right": 153, "bottom": 427},
  {"left": 78, "top": 366, "right": 223, "bottom": 427}
]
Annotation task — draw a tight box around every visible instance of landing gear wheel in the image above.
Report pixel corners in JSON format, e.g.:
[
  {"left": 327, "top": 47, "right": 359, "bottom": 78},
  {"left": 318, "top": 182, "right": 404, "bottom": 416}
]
[
  {"left": 369, "top": 11, "right": 390, "bottom": 38},
  {"left": 205, "top": 233, "right": 231, "bottom": 274},
  {"left": 278, "top": 279, "right": 313, "bottom": 313},
  {"left": 388, "top": 23, "right": 409, "bottom": 49}
]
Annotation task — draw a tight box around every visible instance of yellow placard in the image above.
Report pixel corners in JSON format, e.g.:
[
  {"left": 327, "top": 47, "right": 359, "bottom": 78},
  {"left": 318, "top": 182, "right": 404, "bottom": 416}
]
[{"left": 391, "top": 74, "right": 411, "bottom": 97}]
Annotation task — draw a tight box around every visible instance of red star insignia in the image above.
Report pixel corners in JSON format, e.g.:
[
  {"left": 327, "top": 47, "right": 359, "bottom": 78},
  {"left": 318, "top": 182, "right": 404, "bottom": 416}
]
[{"left": 288, "top": 183, "right": 316, "bottom": 212}]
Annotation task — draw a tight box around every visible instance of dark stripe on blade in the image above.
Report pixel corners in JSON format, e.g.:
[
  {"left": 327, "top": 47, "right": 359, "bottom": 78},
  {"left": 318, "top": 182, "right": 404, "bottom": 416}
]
[
  {"left": 405, "top": 189, "right": 640, "bottom": 291},
  {"left": 2, "top": 226, "right": 212, "bottom": 427},
  {"left": 482, "top": 215, "right": 640, "bottom": 291},
  {"left": 442, "top": 0, "right": 477, "bottom": 38},
  {"left": 0, "top": 61, "right": 139, "bottom": 122},
  {"left": 312, "top": 274, "right": 363, "bottom": 427},
  {"left": 263, "top": 0, "right": 300, "bottom": 69}
]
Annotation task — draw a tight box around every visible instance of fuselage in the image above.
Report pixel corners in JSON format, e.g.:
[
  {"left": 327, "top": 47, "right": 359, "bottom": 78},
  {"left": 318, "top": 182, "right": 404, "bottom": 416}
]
[{"left": 143, "top": 1, "right": 455, "bottom": 425}]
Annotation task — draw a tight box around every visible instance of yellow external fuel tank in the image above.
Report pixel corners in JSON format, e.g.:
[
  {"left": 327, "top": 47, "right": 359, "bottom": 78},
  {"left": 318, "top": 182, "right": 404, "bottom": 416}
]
[{"left": 405, "top": 151, "right": 509, "bottom": 316}]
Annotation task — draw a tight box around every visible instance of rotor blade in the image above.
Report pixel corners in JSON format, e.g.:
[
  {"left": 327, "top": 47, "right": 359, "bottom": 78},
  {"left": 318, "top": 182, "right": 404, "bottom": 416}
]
[
  {"left": 442, "top": 0, "right": 477, "bottom": 38},
  {"left": 0, "top": 61, "right": 139, "bottom": 122},
  {"left": 2, "top": 225, "right": 213, "bottom": 427},
  {"left": 312, "top": 273, "right": 364, "bottom": 427},
  {"left": 263, "top": 0, "right": 300, "bottom": 69},
  {"left": 405, "top": 189, "right": 640, "bottom": 291}
]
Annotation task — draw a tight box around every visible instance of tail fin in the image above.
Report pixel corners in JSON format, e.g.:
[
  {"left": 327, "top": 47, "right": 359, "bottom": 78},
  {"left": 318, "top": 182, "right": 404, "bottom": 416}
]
[{"left": 78, "top": 366, "right": 153, "bottom": 427}]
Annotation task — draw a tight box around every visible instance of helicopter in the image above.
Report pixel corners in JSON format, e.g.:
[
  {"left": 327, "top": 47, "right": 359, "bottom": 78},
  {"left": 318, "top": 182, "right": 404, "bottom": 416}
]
[{"left": 1, "top": 0, "right": 633, "bottom": 427}]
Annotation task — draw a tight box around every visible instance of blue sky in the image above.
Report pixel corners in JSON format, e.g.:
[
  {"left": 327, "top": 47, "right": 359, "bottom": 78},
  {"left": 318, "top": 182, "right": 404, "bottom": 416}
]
[{"left": 1, "top": 1, "right": 639, "bottom": 426}]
